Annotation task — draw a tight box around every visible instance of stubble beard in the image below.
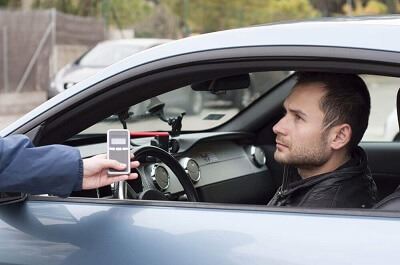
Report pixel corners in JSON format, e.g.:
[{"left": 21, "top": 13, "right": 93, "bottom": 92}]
[{"left": 274, "top": 134, "right": 330, "bottom": 169}]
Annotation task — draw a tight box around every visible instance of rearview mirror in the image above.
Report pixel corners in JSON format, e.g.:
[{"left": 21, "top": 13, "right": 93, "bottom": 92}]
[{"left": 191, "top": 74, "right": 250, "bottom": 92}]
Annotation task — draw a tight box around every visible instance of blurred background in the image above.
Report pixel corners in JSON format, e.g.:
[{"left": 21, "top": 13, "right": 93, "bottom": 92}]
[{"left": 0, "top": 0, "right": 399, "bottom": 130}]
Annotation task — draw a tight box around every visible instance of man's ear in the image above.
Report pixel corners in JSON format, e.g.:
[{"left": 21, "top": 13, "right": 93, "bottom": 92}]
[{"left": 329, "top": 124, "right": 352, "bottom": 150}]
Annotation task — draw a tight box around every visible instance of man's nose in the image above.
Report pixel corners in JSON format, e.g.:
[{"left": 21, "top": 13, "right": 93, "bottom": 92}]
[{"left": 273, "top": 116, "right": 287, "bottom": 135}]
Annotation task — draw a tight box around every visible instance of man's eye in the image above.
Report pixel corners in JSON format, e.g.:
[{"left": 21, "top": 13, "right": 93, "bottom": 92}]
[{"left": 294, "top": 114, "right": 303, "bottom": 121}]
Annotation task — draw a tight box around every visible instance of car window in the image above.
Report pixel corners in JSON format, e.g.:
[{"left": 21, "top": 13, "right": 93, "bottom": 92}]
[
  {"left": 81, "top": 71, "right": 291, "bottom": 134},
  {"left": 361, "top": 75, "right": 400, "bottom": 142},
  {"left": 81, "top": 72, "right": 399, "bottom": 140}
]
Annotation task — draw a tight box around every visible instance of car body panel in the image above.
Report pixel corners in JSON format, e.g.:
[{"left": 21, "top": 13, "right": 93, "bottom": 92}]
[{"left": 1, "top": 199, "right": 400, "bottom": 265}]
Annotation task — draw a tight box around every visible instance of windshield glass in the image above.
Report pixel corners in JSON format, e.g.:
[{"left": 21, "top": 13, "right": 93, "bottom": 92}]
[
  {"left": 79, "top": 43, "right": 143, "bottom": 67},
  {"left": 81, "top": 71, "right": 291, "bottom": 134}
]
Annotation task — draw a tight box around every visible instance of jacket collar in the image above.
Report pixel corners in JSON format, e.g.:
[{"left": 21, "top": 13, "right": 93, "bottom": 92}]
[{"left": 280, "top": 146, "right": 369, "bottom": 196}]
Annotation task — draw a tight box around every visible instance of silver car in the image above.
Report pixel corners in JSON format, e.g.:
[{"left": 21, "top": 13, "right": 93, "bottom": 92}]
[
  {"left": 1, "top": 16, "right": 400, "bottom": 264},
  {"left": 48, "top": 38, "right": 170, "bottom": 98},
  {"left": 48, "top": 38, "right": 205, "bottom": 115}
]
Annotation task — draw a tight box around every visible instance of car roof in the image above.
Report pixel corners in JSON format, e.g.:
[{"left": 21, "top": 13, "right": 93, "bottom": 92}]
[
  {"left": 3, "top": 16, "right": 400, "bottom": 136},
  {"left": 68, "top": 15, "right": 400, "bottom": 93},
  {"left": 96, "top": 38, "right": 171, "bottom": 48}
]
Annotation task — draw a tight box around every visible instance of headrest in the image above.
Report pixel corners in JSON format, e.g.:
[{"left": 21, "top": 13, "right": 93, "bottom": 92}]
[{"left": 397, "top": 88, "right": 400, "bottom": 128}]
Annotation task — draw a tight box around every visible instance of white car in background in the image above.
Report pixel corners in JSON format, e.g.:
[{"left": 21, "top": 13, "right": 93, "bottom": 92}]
[
  {"left": 48, "top": 38, "right": 205, "bottom": 115},
  {"left": 48, "top": 38, "right": 170, "bottom": 98}
]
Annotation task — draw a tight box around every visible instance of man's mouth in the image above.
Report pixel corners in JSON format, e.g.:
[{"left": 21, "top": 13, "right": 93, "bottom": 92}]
[{"left": 275, "top": 139, "right": 289, "bottom": 149}]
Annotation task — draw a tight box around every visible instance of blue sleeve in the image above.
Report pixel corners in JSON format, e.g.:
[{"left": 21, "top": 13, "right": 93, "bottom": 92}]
[{"left": 0, "top": 135, "right": 83, "bottom": 197}]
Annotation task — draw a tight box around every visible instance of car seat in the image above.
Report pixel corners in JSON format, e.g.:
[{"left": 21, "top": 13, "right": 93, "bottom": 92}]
[{"left": 374, "top": 88, "right": 400, "bottom": 210}]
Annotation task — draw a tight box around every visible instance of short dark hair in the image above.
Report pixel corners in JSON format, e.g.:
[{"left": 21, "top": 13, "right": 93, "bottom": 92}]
[{"left": 295, "top": 72, "right": 371, "bottom": 151}]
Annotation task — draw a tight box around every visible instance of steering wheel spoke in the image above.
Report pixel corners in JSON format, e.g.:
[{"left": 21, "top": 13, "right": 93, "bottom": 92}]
[{"left": 132, "top": 146, "right": 199, "bottom": 202}]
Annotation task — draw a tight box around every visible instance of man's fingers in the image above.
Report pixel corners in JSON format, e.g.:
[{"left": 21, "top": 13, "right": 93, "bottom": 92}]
[
  {"left": 130, "top": 161, "right": 140, "bottom": 168},
  {"left": 106, "top": 173, "right": 138, "bottom": 185},
  {"left": 104, "top": 159, "right": 139, "bottom": 170},
  {"left": 101, "top": 159, "right": 126, "bottom": 170},
  {"left": 128, "top": 172, "right": 139, "bottom": 179},
  {"left": 96, "top": 154, "right": 139, "bottom": 169}
]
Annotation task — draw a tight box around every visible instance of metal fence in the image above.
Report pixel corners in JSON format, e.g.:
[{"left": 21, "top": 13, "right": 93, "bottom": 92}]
[{"left": 0, "top": 9, "right": 105, "bottom": 93}]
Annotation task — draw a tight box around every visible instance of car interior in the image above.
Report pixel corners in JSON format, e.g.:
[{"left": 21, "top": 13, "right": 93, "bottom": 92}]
[{"left": 22, "top": 57, "right": 400, "bottom": 212}]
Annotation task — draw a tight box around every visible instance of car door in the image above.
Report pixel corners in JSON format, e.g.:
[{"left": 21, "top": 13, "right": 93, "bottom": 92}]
[
  {"left": 1, "top": 198, "right": 400, "bottom": 265},
  {"left": 358, "top": 75, "right": 400, "bottom": 200},
  {"left": 2, "top": 42, "right": 400, "bottom": 265}
]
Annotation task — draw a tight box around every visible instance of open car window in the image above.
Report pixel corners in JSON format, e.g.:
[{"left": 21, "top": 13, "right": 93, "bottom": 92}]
[
  {"left": 68, "top": 69, "right": 400, "bottom": 210},
  {"left": 361, "top": 75, "right": 400, "bottom": 142}
]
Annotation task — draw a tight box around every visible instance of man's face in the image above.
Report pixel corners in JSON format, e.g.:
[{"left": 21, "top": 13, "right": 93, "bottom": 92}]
[{"left": 273, "top": 82, "right": 332, "bottom": 168}]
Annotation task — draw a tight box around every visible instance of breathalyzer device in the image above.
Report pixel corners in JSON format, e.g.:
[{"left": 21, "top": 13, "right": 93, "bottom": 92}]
[{"left": 107, "top": 129, "right": 131, "bottom": 175}]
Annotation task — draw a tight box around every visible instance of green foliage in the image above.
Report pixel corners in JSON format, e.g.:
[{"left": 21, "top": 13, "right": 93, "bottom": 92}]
[
  {"left": 105, "top": 0, "right": 153, "bottom": 27},
  {"left": 33, "top": 0, "right": 99, "bottom": 16},
  {"left": 164, "top": 0, "right": 320, "bottom": 34},
  {"left": 3, "top": 0, "right": 396, "bottom": 38},
  {"left": 267, "top": 0, "right": 321, "bottom": 22},
  {"left": 32, "top": 0, "right": 152, "bottom": 28},
  {"left": 0, "top": 0, "right": 10, "bottom": 7},
  {"left": 134, "top": 4, "right": 180, "bottom": 38},
  {"left": 343, "top": 0, "right": 388, "bottom": 15},
  {"left": 0, "top": 0, "right": 22, "bottom": 8},
  {"left": 309, "top": 0, "right": 347, "bottom": 16}
]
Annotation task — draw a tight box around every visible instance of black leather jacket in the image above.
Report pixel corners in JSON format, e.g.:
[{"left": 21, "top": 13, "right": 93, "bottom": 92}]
[{"left": 268, "top": 147, "right": 377, "bottom": 208}]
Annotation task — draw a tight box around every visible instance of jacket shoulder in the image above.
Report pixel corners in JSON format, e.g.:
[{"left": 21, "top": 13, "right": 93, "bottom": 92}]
[{"left": 299, "top": 173, "right": 376, "bottom": 208}]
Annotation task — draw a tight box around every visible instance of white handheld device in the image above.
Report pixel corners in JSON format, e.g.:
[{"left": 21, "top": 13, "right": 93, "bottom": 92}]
[{"left": 107, "top": 129, "right": 131, "bottom": 175}]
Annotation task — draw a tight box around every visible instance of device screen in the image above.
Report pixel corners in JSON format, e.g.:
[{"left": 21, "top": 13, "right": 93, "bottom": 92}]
[
  {"left": 107, "top": 129, "right": 130, "bottom": 175},
  {"left": 111, "top": 138, "right": 127, "bottom": 145}
]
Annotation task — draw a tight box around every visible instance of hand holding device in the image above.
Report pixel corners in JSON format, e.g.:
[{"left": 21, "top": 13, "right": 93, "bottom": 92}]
[{"left": 107, "top": 129, "right": 131, "bottom": 175}]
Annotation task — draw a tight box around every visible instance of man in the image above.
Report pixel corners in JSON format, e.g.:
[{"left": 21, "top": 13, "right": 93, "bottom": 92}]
[
  {"left": 0, "top": 134, "right": 139, "bottom": 197},
  {"left": 268, "top": 72, "right": 377, "bottom": 208}
]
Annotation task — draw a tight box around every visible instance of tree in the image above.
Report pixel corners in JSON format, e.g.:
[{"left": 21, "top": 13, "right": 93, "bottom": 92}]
[
  {"left": 32, "top": 0, "right": 153, "bottom": 28},
  {"left": 103, "top": 0, "right": 153, "bottom": 28},
  {"left": 164, "top": 0, "right": 320, "bottom": 34},
  {"left": 309, "top": 0, "right": 347, "bottom": 16},
  {"left": 134, "top": 3, "right": 181, "bottom": 38},
  {"left": 383, "top": 0, "right": 397, "bottom": 13},
  {"left": 343, "top": 0, "right": 388, "bottom": 15}
]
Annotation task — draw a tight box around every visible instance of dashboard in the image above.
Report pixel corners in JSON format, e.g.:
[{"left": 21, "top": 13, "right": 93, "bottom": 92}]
[{"left": 77, "top": 132, "right": 273, "bottom": 203}]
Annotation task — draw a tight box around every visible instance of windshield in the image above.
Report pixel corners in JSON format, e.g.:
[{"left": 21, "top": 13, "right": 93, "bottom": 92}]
[
  {"left": 81, "top": 71, "right": 291, "bottom": 134},
  {"left": 79, "top": 43, "right": 143, "bottom": 67}
]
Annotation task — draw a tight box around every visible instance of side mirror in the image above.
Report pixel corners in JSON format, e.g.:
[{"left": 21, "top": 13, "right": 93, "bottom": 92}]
[{"left": 0, "top": 192, "right": 27, "bottom": 205}]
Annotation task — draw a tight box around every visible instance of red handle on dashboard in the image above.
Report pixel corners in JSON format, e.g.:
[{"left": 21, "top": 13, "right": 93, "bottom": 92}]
[{"left": 130, "top": 132, "right": 169, "bottom": 138}]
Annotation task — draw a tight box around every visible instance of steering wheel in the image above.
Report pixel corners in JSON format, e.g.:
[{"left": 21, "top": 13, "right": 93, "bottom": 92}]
[{"left": 118, "top": 145, "right": 199, "bottom": 202}]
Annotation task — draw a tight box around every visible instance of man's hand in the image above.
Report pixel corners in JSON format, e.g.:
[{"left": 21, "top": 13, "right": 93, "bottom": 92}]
[{"left": 82, "top": 154, "right": 140, "bottom": 190}]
